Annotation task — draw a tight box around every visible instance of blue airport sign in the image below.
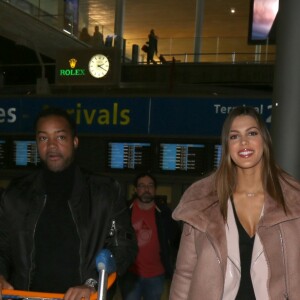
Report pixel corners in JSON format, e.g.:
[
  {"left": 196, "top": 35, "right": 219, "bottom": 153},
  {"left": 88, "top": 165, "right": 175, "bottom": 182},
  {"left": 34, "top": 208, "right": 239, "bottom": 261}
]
[{"left": 0, "top": 96, "right": 272, "bottom": 137}]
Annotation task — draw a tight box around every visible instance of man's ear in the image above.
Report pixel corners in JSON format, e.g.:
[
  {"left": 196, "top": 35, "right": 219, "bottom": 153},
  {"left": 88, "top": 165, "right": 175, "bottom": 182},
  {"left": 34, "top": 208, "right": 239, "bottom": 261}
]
[{"left": 74, "top": 137, "right": 79, "bottom": 149}]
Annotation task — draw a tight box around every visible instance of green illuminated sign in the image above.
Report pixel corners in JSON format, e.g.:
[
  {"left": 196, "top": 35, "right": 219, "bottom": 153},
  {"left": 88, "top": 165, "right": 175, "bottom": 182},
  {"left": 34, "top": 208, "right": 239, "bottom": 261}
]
[{"left": 59, "top": 69, "right": 86, "bottom": 76}]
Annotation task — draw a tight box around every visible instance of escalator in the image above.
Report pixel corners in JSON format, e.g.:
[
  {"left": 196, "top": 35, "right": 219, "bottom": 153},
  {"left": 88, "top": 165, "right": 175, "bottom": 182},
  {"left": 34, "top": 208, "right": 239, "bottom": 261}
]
[
  {"left": 0, "top": 0, "right": 88, "bottom": 60},
  {"left": 0, "top": 1, "right": 91, "bottom": 90}
]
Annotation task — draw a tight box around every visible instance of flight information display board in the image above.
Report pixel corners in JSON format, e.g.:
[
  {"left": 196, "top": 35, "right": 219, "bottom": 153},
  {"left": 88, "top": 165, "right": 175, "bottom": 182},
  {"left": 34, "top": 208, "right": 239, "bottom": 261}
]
[
  {"left": 159, "top": 143, "right": 207, "bottom": 172},
  {"left": 13, "top": 140, "right": 40, "bottom": 167},
  {"left": 213, "top": 144, "right": 222, "bottom": 169},
  {"left": 107, "top": 142, "right": 152, "bottom": 170},
  {"left": 0, "top": 140, "right": 7, "bottom": 168}
]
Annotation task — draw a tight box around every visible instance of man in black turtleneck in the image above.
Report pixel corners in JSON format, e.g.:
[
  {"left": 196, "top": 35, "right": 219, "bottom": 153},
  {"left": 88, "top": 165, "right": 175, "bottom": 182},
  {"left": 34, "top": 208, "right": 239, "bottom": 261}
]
[
  {"left": 31, "top": 165, "right": 80, "bottom": 293},
  {"left": 0, "top": 107, "right": 137, "bottom": 300}
]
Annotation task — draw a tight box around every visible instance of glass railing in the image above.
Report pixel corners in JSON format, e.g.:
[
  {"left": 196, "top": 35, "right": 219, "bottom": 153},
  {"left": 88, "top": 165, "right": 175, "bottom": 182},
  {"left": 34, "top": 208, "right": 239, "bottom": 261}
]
[
  {"left": 2, "top": 0, "right": 115, "bottom": 43},
  {"left": 4, "top": 0, "right": 62, "bottom": 29}
]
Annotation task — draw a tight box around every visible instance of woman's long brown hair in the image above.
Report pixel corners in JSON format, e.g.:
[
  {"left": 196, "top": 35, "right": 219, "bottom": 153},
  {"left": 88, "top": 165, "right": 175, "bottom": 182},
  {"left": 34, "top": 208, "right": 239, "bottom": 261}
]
[{"left": 214, "top": 106, "right": 287, "bottom": 220}]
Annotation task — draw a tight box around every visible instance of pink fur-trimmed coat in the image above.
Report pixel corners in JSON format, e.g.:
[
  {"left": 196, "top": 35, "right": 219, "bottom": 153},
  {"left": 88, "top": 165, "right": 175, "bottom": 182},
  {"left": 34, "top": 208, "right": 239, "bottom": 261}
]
[{"left": 170, "top": 173, "right": 300, "bottom": 300}]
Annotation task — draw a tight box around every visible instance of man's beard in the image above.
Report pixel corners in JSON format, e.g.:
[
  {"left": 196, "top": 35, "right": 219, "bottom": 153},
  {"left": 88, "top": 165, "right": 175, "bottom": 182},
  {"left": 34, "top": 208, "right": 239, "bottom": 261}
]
[{"left": 138, "top": 193, "right": 154, "bottom": 203}]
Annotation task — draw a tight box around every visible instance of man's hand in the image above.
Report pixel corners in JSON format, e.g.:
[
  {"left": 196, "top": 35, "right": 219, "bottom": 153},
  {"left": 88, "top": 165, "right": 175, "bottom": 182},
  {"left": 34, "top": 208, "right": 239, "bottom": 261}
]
[
  {"left": 64, "top": 285, "right": 96, "bottom": 300},
  {"left": 0, "top": 275, "right": 14, "bottom": 290},
  {"left": 0, "top": 275, "right": 14, "bottom": 300}
]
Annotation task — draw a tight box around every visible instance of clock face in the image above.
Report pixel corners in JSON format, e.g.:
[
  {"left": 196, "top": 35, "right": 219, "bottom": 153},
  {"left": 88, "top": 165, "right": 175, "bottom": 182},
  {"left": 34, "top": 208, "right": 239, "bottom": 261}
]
[{"left": 88, "top": 54, "right": 110, "bottom": 78}]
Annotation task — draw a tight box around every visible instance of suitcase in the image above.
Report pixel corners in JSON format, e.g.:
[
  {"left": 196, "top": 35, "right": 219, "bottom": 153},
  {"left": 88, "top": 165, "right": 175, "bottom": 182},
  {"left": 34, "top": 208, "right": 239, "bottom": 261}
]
[{"left": 141, "top": 44, "right": 148, "bottom": 53}]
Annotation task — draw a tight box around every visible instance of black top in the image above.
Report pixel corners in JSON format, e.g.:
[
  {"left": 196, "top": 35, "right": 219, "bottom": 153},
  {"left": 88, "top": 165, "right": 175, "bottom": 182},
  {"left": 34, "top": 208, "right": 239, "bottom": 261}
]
[
  {"left": 231, "top": 198, "right": 256, "bottom": 300},
  {"left": 31, "top": 164, "right": 81, "bottom": 292}
]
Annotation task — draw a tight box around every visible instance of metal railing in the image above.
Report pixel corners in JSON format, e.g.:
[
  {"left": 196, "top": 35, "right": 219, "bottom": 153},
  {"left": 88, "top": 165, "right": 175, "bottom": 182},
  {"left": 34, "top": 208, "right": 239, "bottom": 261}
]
[{"left": 124, "top": 37, "right": 276, "bottom": 64}]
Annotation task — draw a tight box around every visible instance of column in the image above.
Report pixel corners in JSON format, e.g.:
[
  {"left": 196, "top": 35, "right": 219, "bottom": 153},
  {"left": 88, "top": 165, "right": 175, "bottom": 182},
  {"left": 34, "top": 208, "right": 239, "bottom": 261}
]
[
  {"left": 194, "top": 0, "right": 205, "bottom": 62},
  {"left": 271, "top": 0, "right": 300, "bottom": 179},
  {"left": 114, "top": 0, "right": 125, "bottom": 53}
]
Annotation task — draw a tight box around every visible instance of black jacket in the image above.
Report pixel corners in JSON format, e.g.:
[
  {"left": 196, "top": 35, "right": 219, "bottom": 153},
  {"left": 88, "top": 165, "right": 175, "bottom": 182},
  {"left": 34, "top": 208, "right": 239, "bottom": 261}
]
[{"left": 0, "top": 166, "right": 137, "bottom": 290}]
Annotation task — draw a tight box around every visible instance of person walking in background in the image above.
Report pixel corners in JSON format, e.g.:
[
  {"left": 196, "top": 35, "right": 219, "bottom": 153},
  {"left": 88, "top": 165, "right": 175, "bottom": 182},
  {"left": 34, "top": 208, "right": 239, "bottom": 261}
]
[
  {"left": 0, "top": 107, "right": 137, "bottom": 300},
  {"left": 170, "top": 106, "right": 300, "bottom": 300},
  {"left": 119, "top": 172, "right": 180, "bottom": 300},
  {"left": 79, "top": 27, "right": 91, "bottom": 45},
  {"left": 147, "top": 29, "right": 158, "bottom": 64},
  {"left": 92, "top": 25, "right": 104, "bottom": 48}
]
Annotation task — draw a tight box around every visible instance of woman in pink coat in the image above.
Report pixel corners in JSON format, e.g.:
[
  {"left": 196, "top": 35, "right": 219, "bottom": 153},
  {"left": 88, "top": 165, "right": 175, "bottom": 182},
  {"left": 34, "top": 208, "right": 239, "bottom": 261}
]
[{"left": 170, "top": 106, "right": 300, "bottom": 300}]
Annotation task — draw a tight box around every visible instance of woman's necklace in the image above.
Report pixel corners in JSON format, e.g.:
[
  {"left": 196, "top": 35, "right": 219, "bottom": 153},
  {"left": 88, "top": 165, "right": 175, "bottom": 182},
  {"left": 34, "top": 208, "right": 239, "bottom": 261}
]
[
  {"left": 245, "top": 190, "right": 264, "bottom": 197},
  {"left": 246, "top": 192, "right": 256, "bottom": 197},
  {"left": 236, "top": 189, "right": 264, "bottom": 198}
]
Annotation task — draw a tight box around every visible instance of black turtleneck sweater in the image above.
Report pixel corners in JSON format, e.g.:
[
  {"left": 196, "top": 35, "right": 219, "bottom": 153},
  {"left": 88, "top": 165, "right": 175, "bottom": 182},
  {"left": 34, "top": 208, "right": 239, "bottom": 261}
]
[{"left": 30, "top": 164, "right": 81, "bottom": 293}]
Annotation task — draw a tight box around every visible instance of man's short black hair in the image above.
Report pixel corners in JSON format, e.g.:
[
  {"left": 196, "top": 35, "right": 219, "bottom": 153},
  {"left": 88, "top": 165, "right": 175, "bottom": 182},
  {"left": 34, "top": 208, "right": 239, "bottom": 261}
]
[
  {"left": 133, "top": 172, "right": 157, "bottom": 188},
  {"left": 34, "top": 107, "right": 77, "bottom": 137}
]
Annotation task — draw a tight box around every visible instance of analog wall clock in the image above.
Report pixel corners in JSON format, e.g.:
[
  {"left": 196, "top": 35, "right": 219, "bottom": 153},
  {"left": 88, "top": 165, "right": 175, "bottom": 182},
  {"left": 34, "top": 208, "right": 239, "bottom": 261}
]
[{"left": 88, "top": 54, "right": 110, "bottom": 78}]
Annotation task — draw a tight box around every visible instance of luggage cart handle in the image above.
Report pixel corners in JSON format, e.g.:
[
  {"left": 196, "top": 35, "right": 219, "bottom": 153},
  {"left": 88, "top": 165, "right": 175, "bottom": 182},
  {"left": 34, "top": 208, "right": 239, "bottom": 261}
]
[{"left": 2, "top": 272, "right": 117, "bottom": 300}]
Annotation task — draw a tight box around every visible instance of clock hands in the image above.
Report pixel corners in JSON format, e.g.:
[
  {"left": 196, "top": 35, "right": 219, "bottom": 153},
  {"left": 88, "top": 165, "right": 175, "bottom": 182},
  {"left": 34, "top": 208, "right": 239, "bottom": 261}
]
[
  {"left": 96, "top": 64, "right": 108, "bottom": 71},
  {"left": 89, "top": 54, "right": 109, "bottom": 78}
]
